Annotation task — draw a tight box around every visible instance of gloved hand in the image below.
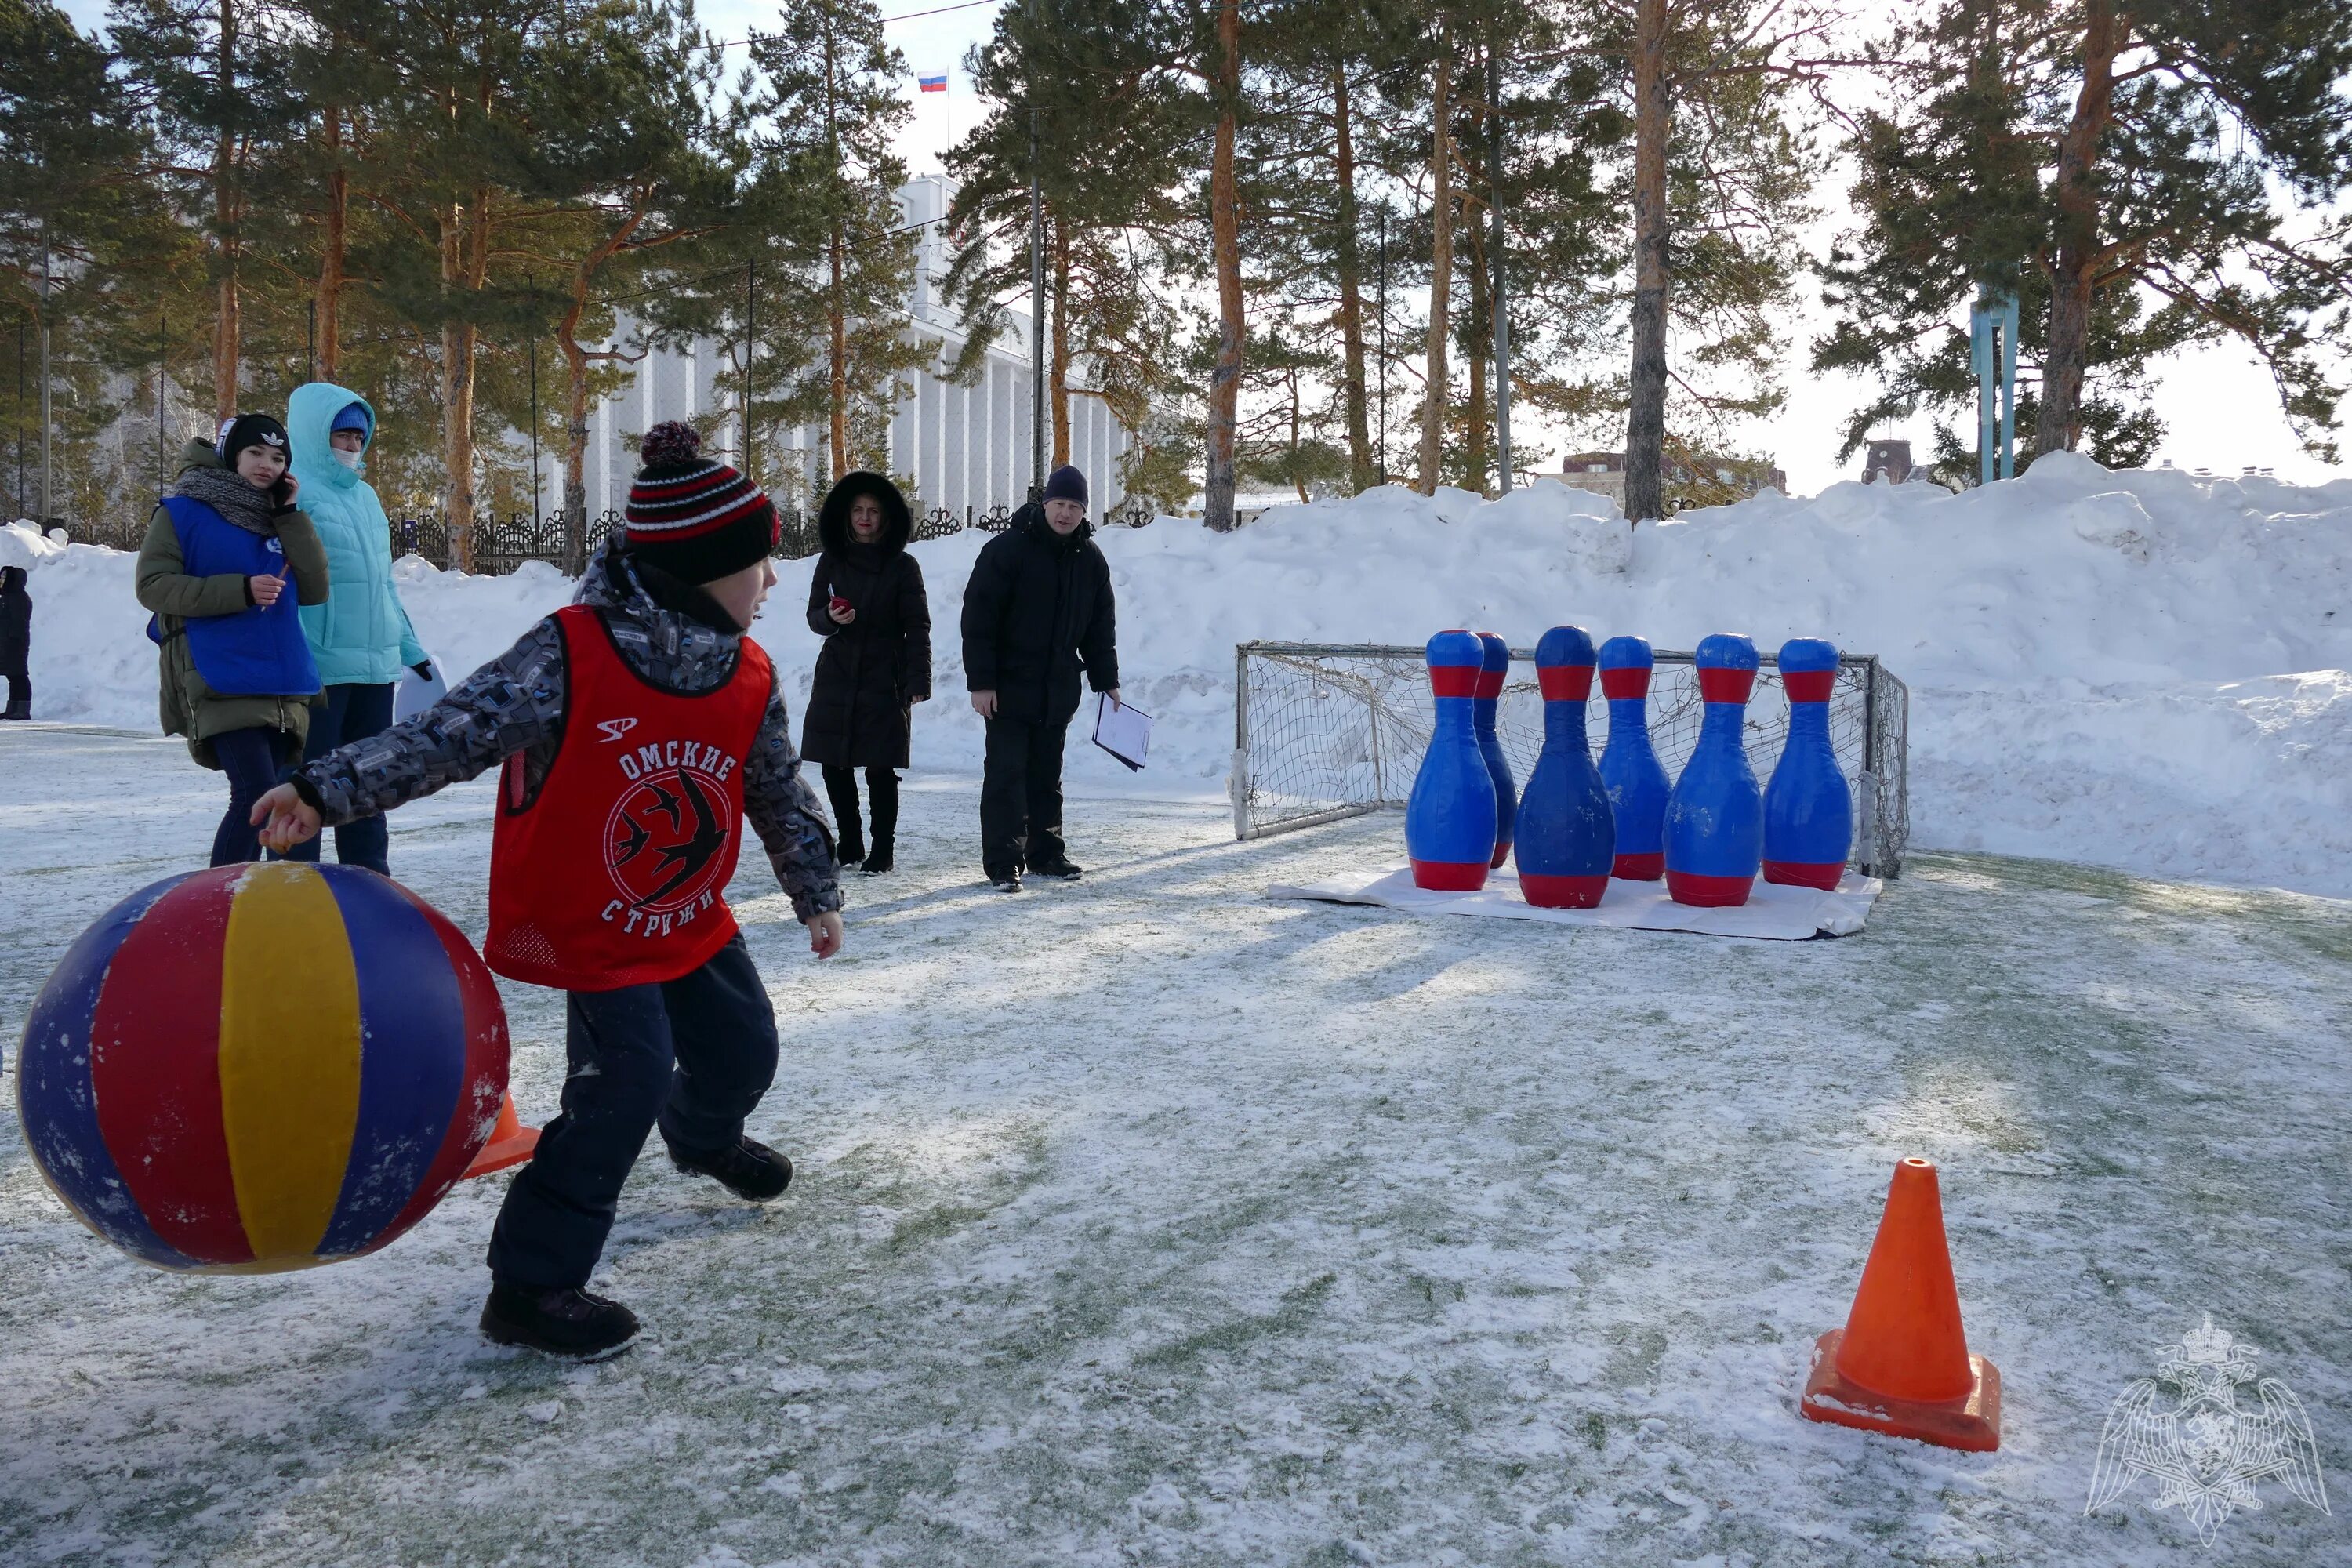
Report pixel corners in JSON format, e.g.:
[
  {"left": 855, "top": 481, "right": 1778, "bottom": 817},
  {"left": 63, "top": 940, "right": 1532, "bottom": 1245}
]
[{"left": 410, "top": 662, "right": 434, "bottom": 682}]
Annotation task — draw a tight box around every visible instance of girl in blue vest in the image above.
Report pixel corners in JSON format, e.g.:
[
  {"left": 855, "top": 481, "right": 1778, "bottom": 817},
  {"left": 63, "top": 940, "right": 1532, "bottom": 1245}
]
[
  {"left": 135, "top": 413, "right": 330, "bottom": 866},
  {"left": 280, "top": 381, "right": 431, "bottom": 876}
]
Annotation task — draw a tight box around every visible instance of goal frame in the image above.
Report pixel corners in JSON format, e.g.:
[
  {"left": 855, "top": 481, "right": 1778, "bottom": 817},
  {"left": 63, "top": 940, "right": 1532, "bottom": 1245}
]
[{"left": 1230, "top": 640, "right": 1911, "bottom": 877}]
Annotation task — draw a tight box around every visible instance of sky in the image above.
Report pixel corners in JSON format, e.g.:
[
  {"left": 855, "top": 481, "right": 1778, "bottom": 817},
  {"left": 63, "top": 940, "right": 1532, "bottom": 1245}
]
[{"left": 56, "top": 0, "right": 2345, "bottom": 495}]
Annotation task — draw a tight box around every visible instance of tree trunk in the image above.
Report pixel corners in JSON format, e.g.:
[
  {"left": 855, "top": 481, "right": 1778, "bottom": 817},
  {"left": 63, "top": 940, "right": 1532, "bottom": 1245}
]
[
  {"left": 440, "top": 183, "right": 490, "bottom": 572},
  {"left": 1623, "top": 0, "right": 1670, "bottom": 523},
  {"left": 561, "top": 274, "right": 593, "bottom": 564},
  {"left": 1331, "top": 58, "right": 1373, "bottom": 493},
  {"left": 824, "top": 17, "right": 849, "bottom": 480},
  {"left": 829, "top": 220, "right": 848, "bottom": 479},
  {"left": 211, "top": 0, "right": 240, "bottom": 421},
  {"left": 1464, "top": 105, "right": 1490, "bottom": 496},
  {"left": 1203, "top": 0, "right": 1245, "bottom": 532},
  {"left": 1290, "top": 369, "right": 1308, "bottom": 503},
  {"left": 316, "top": 105, "right": 347, "bottom": 383},
  {"left": 1051, "top": 218, "right": 1072, "bottom": 465},
  {"left": 1417, "top": 34, "right": 1454, "bottom": 497},
  {"left": 2038, "top": 0, "right": 2118, "bottom": 457}
]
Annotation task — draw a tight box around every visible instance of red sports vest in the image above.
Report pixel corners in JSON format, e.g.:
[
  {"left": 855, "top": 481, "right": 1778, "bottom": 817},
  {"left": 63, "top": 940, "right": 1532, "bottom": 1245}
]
[{"left": 485, "top": 605, "right": 774, "bottom": 992}]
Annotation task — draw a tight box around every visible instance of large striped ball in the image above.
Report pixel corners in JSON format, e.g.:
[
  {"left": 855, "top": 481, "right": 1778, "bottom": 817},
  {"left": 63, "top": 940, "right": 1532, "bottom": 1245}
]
[{"left": 16, "top": 863, "right": 509, "bottom": 1274}]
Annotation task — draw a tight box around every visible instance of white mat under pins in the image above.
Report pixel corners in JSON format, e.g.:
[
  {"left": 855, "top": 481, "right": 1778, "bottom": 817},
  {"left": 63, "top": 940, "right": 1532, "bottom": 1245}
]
[{"left": 1265, "top": 865, "right": 1883, "bottom": 940}]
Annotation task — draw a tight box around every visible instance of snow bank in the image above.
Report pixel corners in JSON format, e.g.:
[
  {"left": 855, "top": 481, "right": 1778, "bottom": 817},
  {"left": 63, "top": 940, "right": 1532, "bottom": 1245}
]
[{"left": 9, "top": 450, "right": 2351, "bottom": 893}]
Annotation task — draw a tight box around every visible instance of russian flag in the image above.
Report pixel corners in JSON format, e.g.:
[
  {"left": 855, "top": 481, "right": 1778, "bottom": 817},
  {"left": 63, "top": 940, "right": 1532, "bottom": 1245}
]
[{"left": 918, "top": 72, "right": 948, "bottom": 93}]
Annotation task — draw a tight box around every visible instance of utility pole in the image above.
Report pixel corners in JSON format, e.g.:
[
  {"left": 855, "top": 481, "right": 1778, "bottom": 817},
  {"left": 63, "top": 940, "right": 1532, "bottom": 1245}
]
[
  {"left": 1028, "top": 104, "right": 1045, "bottom": 498},
  {"left": 1487, "top": 50, "right": 1513, "bottom": 493},
  {"left": 1376, "top": 205, "right": 1387, "bottom": 485},
  {"left": 744, "top": 261, "right": 757, "bottom": 485},
  {"left": 307, "top": 299, "right": 317, "bottom": 382},
  {"left": 526, "top": 281, "right": 541, "bottom": 523},
  {"left": 38, "top": 237, "right": 52, "bottom": 524},
  {"left": 158, "top": 309, "right": 169, "bottom": 507}
]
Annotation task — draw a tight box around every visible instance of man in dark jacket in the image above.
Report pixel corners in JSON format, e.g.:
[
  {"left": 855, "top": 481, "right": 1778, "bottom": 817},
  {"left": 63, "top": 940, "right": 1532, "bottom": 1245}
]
[
  {"left": 961, "top": 463, "right": 1119, "bottom": 890},
  {"left": 0, "top": 564, "right": 29, "bottom": 720}
]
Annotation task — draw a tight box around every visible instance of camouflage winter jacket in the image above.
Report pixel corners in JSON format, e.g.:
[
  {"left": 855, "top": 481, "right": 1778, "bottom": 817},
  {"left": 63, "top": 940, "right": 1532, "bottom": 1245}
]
[{"left": 291, "top": 542, "right": 843, "bottom": 924}]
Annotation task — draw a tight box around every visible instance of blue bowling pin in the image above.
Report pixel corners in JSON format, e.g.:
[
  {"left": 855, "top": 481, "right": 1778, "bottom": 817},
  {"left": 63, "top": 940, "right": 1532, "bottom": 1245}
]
[
  {"left": 1513, "top": 626, "right": 1616, "bottom": 908},
  {"left": 1763, "top": 637, "right": 1852, "bottom": 889},
  {"left": 1406, "top": 630, "right": 1500, "bottom": 891},
  {"left": 1597, "top": 636, "right": 1671, "bottom": 880},
  {"left": 1664, "top": 633, "right": 1763, "bottom": 907},
  {"left": 1473, "top": 632, "right": 1516, "bottom": 868}
]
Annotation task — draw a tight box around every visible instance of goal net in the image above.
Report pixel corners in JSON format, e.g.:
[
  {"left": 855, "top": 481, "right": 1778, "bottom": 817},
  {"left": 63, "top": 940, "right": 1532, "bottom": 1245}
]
[{"left": 1230, "top": 641, "right": 1911, "bottom": 877}]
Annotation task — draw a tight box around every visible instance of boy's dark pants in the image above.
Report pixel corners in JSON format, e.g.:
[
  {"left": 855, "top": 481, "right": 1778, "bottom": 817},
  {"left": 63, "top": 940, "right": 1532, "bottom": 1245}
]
[
  {"left": 980, "top": 713, "right": 1068, "bottom": 879},
  {"left": 487, "top": 935, "right": 779, "bottom": 1290}
]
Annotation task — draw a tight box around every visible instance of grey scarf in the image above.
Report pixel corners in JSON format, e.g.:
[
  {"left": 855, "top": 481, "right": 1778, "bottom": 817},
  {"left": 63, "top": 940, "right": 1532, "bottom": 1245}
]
[{"left": 172, "top": 464, "right": 279, "bottom": 535}]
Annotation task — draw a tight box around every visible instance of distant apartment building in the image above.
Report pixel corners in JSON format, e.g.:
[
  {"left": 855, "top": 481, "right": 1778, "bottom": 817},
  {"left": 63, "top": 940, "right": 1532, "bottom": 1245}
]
[{"left": 566, "top": 176, "right": 1134, "bottom": 522}]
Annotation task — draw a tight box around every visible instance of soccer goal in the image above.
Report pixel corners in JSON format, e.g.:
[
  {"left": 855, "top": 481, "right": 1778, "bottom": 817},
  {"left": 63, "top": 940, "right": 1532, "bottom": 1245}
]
[{"left": 1230, "top": 641, "right": 1911, "bottom": 877}]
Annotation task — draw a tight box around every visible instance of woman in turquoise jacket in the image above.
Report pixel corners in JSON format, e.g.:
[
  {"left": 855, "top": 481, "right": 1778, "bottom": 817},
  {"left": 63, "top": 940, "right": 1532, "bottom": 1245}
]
[{"left": 282, "top": 380, "right": 431, "bottom": 875}]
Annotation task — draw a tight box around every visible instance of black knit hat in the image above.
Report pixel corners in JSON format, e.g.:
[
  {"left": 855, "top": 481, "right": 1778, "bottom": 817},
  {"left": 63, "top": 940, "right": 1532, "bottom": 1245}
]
[
  {"left": 1044, "top": 463, "right": 1088, "bottom": 509},
  {"left": 623, "top": 421, "right": 778, "bottom": 583},
  {"left": 216, "top": 413, "right": 290, "bottom": 467}
]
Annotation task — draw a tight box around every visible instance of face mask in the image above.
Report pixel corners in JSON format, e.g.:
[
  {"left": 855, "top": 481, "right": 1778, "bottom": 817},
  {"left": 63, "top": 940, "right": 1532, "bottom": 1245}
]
[{"left": 331, "top": 447, "right": 361, "bottom": 470}]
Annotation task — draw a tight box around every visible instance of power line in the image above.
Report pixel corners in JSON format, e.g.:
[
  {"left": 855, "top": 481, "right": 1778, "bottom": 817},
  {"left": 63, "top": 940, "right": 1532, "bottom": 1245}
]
[{"left": 697, "top": 0, "right": 1000, "bottom": 54}]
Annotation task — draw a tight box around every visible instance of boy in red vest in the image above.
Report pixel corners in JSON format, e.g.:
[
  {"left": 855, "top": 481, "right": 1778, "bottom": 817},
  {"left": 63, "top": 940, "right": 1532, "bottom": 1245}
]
[{"left": 252, "top": 423, "right": 842, "bottom": 1359}]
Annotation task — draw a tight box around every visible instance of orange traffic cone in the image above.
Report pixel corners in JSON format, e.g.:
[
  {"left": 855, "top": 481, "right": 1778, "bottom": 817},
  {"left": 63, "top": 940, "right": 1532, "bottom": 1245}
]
[
  {"left": 1799, "top": 1156, "right": 2001, "bottom": 1451},
  {"left": 461, "top": 1091, "right": 540, "bottom": 1180}
]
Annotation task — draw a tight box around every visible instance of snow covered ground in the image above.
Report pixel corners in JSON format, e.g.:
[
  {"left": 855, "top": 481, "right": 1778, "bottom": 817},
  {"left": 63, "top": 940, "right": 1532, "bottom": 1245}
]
[
  {"left": 2, "top": 728, "right": 2347, "bottom": 1566},
  {"left": 9, "top": 449, "right": 2351, "bottom": 894}
]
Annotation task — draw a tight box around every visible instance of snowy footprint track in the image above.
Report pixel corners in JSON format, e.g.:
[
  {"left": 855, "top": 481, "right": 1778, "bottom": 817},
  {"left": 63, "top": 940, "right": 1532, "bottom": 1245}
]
[{"left": 2, "top": 731, "right": 2347, "bottom": 1566}]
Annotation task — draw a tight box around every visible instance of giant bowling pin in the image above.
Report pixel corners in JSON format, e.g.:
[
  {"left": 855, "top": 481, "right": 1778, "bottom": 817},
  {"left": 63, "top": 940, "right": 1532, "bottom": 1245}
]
[
  {"left": 1664, "top": 633, "right": 1764, "bottom": 907},
  {"left": 1406, "top": 630, "right": 1501, "bottom": 891},
  {"left": 1597, "top": 636, "right": 1672, "bottom": 880},
  {"left": 1513, "top": 626, "right": 1616, "bottom": 908},
  {"left": 1763, "top": 637, "right": 1853, "bottom": 889},
  {"left": 1473, "top": 632, "right": 1517, "bottom": 868}
]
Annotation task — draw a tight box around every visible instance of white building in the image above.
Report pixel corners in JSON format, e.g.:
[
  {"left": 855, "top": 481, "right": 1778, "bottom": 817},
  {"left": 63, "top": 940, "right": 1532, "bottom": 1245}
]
[{"left": 571, "top": 176, "right": 1133, "bottom": 523}]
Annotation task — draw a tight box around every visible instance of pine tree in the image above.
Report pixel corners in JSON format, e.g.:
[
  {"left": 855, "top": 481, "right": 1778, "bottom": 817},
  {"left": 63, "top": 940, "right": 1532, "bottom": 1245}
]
[
  {"left": 508, "top": 0, "right": 743, "bottom": 554},
  {"left": 746, "top": 0, "right": 924, "bottom": 490},
  {"left": 1820, "top": 0, "right": 2352, "bottom": 467},
  {"left": 1578, "top": 0, "right": 1824, "bottom": 521}
]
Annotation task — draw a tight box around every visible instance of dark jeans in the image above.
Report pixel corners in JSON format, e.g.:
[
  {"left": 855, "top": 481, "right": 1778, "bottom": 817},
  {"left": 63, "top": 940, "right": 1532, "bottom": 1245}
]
[
  {"left": 210, "top": 727, "right": 292, "bottom": 867},
  {"left": 821, "top": 765, "right": 899, "bottom": 851},
  {"left": 282, "top": 681, "right": 396, "bottom": 875},
  {"left": 2, "top": 654, "right": 27, "bottom": 717},
  {"left": 980, "top": 714, "right": 1069, "bottom": 878},
  {"left": 486, "top": 936, "right": 780, "bottom": 1290}
]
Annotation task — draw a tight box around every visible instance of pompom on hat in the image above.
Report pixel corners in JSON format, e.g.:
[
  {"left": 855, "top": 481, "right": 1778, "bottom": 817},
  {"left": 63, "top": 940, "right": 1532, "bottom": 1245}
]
[{"left": 623, "top": 421, "right": 779, "bottom": 584}]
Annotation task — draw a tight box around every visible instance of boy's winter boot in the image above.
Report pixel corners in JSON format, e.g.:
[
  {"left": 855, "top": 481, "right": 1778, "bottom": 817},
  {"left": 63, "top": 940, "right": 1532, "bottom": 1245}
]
[
  {"left": 671, "top": 1135, "right": 793, "bottom": 1202},
  {"left": 1027, "top": 855, "right": 1084, "bottom": 880},
  {"left": 480, "top": 1282, "right": 641, "bottom": 1360}
]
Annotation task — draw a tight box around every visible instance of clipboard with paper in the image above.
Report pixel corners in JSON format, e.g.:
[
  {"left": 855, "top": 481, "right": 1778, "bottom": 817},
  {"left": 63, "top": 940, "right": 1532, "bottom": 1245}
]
[{"left": 1091, "top": 693, "right": 1152, "bottom": 771}]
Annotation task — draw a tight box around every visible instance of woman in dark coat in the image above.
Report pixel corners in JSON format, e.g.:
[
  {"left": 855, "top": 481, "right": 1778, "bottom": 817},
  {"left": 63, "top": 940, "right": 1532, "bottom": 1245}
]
[
  {"left": 0, "top": 564, "right": 30, "bottom": 720},
  {"left": 803, "top": 470, "right": 931, "bottom": 873}
]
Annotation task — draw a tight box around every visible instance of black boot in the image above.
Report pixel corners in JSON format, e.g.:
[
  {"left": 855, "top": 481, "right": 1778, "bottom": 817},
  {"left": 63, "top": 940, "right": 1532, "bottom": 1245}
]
[
  {"left": 671, "top": 1135, "right": 793, "bottom": 1202},
  {"left": 860, "top": 768, "right": 898, "bottom": 874},
  {"left": 1027, "top": 855, "right": 1084, "bottom": 880},
  {"left": 480, "top": 1282, "right": 641, "bottom": 1359},
  {"left": 822, "top": 766, "right": 865, "bottom": 868}
]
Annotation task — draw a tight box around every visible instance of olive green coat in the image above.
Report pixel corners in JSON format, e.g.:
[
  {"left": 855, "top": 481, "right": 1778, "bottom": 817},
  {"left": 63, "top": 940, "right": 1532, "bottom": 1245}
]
[{"left": 135, "top": 441, "right": 331, "bottom": 768}]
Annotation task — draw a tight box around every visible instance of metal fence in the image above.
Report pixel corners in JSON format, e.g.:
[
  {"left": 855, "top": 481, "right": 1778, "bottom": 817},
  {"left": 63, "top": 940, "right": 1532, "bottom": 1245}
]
[{"left": 49, "top": 495, "right": 1159, "bottom": 575}]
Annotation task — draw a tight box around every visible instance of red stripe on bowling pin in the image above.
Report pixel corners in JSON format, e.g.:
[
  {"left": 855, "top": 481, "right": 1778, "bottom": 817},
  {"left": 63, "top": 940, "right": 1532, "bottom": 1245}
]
[
  {"left": 1612, "top": 851, "right": 1664, "bottom": 880},
  {"left": 1428, "top": 666, "right": 1481, "bottom": 699},
  {"left": 1599, "top": 666, "right": 1650, "bottom": 700},
  {"left": 1783, "top": 670, "right": 1835, "bottom": 703},
  {"left": 1520, "top": 872, "right": 1608, "bottom": 909},
  {"left": 1537, "top": 665, "right": 1594, "bottom": 701},
  {"left": 1665, "top": 869, "right": 1755, "bottom": 906},
  {"left": 1696, "top": 666, "right": 1755, "bottom": 704},
  {"left": 1763, "top": 859, "right": 1844, "bottom": 890},
  {"left": 1410, "top": 858, "right": 1490, "bottom": 892}
]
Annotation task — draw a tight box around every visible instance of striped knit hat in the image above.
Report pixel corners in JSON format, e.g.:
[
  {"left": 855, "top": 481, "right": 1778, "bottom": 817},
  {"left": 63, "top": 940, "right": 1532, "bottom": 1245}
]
[{"left": 623, "top": 422, "right": 778, "bottom": 583}]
